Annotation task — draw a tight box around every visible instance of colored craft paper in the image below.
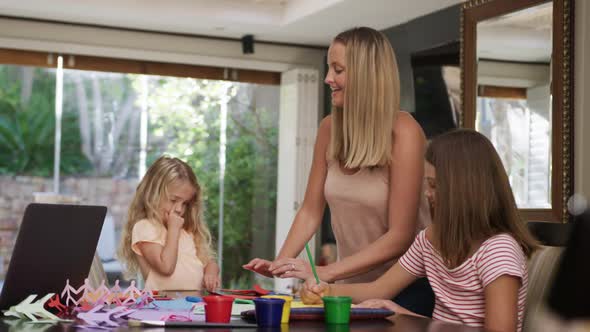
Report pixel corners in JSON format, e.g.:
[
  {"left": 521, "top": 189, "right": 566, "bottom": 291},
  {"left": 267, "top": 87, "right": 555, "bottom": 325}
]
[
  {"left": 152, "top": 299, "right": 195, "bottom": 311},
  {"left": 61, "top": 279, "right": 83, "bottom": 306},
  {"left": 128, "top": 308, "right": 205, "bottom": 322},
  {"left": 290, "top": 300, "right": 323, "bottom": 308},
  {"left": 4, "top": 294, "right": 61, "bottom": 321},
  {"left": 77, "top": 305, "right": 128, "bottom": 327},
  {"left": 208, "top": 285, "right": 272, "bottom": 300}
]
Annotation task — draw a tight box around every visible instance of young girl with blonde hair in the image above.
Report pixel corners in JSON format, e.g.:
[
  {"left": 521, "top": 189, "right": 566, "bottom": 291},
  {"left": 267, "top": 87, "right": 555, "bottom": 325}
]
[
  {"left": 245, "top": 27, "right": 434, "bottom": 315},
  {"left": 301, "top": 129, "right": 539, "bottom": 332},
  {"left": 118, "top": 156, "right": 219, "bottom": 292}
]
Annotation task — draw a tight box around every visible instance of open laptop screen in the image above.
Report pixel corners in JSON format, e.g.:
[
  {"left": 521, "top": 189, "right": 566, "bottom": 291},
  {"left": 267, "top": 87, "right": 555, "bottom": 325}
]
[{"left": 0, "top": 203, "right": 106, "bottom": 310}]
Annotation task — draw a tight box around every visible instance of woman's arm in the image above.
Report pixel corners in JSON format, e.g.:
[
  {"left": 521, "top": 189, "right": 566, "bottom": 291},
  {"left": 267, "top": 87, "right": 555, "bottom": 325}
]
[
  {"left": 319, "top": 113, "right": 427, "bottom": 281},
  {"left": 243, "top": 116, "right": 332, "bottom": 275},
  {"left": 302, "top": 263, "right": 417, "bottom": 304},
  {"left": 484, "top": 275, "right": 520, "bottom": 332}
]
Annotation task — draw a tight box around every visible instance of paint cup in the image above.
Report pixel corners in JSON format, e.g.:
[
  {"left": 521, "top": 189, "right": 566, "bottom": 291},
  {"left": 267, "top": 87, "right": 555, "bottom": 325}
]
[
  {"left": 256, "top": 326, "right": 290, "bottom": 332},
  {"left": 257, "top": 325, "right": 290, "bottom": 332},
  {"left": 203, "top": 295, "right": 234, "bottom": 323},
  {"left": 262, "top": 295, "right": 293, "bottom": 323},
  {"left": 327, "top": 324, "right": 351, "bottom": 332},
  {"left": 253, "top": 297, "right": 285, "bottom": 327},
  {"left": 322, "top": 296, "right": 352, "bottom": 324}
]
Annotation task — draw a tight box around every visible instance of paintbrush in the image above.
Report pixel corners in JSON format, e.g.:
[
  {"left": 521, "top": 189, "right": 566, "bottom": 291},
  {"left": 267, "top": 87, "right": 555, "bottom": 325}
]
[{"left": 305, "top": 243, "right": 320, "bottom": 284}]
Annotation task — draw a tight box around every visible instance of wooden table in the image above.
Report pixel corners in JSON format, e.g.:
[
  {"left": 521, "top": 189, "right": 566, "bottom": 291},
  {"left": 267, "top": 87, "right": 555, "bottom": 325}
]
[{"left": 0, "top": 314, "right": 488, "bottom": 331}]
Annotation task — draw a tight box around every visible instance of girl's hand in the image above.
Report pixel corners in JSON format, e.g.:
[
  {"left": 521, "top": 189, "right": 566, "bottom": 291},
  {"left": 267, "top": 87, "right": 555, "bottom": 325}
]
[
  {"left": 166, "top": 211, "right": 185, "bottom": 229},
  {"left": 203, "top": 273, "right": 221, "bottom": 292},
  {"left": 300, "top": 278, "right": 330, "bottom": 305},
  {"left": 356, "top": 299, "right": 417, "bottom": 317},
  {"left": 269, "top": 258, "right": 314, "bottom": 280},
  {"left": 243, "top": 258, "right": 273, "bottom": 278}
]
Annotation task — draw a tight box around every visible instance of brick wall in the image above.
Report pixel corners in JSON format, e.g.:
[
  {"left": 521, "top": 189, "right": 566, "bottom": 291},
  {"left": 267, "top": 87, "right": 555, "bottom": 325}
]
[{"left": 0, "top": 175, "right": 137, "bottom": 279}]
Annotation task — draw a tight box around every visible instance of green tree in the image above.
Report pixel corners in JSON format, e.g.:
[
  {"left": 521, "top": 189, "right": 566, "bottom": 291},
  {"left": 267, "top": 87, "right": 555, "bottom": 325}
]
[
  {"left": 63, "top": 71, "right": 141, "bottom": 177},
  {"left": 0, "top": 65, "right": 91, "bottom": 175}
]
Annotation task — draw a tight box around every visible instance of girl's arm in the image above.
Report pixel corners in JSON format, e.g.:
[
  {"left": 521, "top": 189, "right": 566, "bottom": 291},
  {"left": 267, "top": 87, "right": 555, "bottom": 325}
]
[
  {"left": 319, "top": 113, "right": 426, "bottom": 281},
  {"left": 484, "top": 275, "right": 520, "bottom": 332},
  {"left": 135, "top": 212, "right": 184, "bottom": 276},
  {"left": 203, "top": 260, "right": 221, "bottom": 291},
  {"left": 478, "top": 235, "right": 527, "bottom": 332},
  {"left": 243, "top": 116, "right": 331, "bottom": 275},
  {"left": 301, "top": 263, "right": 417, "bottom": 304}
]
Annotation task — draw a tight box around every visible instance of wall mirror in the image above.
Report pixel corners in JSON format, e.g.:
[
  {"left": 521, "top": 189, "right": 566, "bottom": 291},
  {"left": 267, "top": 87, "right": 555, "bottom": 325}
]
[{"left": 462, "top": 0, "right": 574, "bottom": 222}]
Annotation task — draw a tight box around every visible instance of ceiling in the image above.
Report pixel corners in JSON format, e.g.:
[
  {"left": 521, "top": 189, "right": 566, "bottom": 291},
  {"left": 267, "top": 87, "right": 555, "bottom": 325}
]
[
  {"left": 0, "top": 0, "right": 463, "bottom": 47},
  {"left": 477, "top": 2, "right": 552, "bottom": 63}
]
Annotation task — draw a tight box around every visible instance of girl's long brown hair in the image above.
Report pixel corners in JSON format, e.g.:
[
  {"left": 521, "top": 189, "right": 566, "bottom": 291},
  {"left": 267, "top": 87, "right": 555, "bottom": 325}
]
[
  {"left": 117, "top": 156, "right": 214, "bottom": 278},
  {"left": 330, "top": 27, "right": 400, "bottom": 168},
  {"left": 426, "top": 129, "right": 538, "bottom": 268}
]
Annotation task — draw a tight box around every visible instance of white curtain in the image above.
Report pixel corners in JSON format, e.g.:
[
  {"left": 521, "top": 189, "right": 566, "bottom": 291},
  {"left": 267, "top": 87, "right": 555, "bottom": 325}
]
[{"left": 274, "top": 68, "right": 320, "bottom": 293}]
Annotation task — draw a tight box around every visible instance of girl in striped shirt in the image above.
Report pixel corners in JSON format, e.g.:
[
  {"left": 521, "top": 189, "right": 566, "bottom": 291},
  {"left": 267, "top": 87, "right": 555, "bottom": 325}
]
[{"left": 301, "top": 129, "right": 539, "bottom": 332}]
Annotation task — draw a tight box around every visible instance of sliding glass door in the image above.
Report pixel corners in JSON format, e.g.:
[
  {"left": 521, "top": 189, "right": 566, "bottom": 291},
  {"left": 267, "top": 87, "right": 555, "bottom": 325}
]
[{"left": 0, "top": 52, "right": 279, "bottom": 289}]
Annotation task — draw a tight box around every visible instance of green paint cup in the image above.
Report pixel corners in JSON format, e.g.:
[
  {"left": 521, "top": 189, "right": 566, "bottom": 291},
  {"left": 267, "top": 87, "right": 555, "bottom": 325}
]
[
  {"left": 327, "top": 324, "right": 351, "bottom": 332},
  {"left": 322, "top": 296, "right": 352, "bottom": 324}
]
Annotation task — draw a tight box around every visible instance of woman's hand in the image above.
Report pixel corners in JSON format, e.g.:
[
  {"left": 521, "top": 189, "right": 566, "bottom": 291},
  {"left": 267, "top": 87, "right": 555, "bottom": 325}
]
[
  {"left": 300, "top": 278, "right": 330, "bottom": 304},
  {"left": 242, "top": 258, "right": 274, "bottom": 278},
  {"left": 269, "top": 258, "right": 317, "bottom": 280},
  {"left": 244, "top": 257, "right": 331, "bottom": 281}
]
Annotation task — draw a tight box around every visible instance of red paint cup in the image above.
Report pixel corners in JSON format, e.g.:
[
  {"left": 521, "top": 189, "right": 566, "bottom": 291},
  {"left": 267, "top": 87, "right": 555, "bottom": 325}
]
[{"left": 203, "top": 295, "right": 234, "bottom": 323}]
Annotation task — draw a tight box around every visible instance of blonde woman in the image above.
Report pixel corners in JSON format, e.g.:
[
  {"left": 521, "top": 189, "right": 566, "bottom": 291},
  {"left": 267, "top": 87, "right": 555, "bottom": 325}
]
[
  {"left": 244, "top": 27, "right": 433, "bottom": 315},
  {"left": 118, "top": 156, "right": 219, "bottom": 293}
]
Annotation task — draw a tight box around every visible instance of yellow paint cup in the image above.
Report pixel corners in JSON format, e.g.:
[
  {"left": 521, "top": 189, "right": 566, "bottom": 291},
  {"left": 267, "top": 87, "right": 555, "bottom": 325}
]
[{"left": 262, "top": 295, "right": 293, "bottom": 324}]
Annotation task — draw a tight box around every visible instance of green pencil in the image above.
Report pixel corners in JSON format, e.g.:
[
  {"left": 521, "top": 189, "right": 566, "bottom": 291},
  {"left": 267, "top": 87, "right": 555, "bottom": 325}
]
[{"left": 305, "top": 243, "right": 320, "bottom": 284}]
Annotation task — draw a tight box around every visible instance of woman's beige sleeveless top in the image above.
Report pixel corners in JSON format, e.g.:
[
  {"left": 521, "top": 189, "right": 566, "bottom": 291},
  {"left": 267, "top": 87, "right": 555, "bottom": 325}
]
[{"left": 324, "top": 156, "right": 430, "bottom": 284}]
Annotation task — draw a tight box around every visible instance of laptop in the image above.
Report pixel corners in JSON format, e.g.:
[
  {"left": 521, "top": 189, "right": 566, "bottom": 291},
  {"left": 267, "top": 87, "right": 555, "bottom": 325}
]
[{"left": 0, "top": 203, "right": 106, "bottom": 310}]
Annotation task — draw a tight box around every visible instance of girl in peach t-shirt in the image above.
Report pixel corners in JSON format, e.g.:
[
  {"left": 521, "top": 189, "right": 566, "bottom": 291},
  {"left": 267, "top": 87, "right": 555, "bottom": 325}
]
[{"left": 118, "top": 156, "right": 219, "bottom": 292}]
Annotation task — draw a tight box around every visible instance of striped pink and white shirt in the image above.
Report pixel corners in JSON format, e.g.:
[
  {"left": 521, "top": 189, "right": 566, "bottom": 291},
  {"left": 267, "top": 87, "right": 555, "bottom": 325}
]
[{"left": 399, "top": 230, "right": 528, "bottom": 331}]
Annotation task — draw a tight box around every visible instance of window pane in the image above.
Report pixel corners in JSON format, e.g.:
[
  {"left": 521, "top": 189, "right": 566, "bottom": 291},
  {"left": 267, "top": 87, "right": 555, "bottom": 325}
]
[
  {"left": 476, "top": 92, "right": 552, "bottom": 208},
  {"left": 144, "top": 77, "right": 279, "bottom": 288},
  {"left": 0, "top": 64, "right": 91, "bottom": 284},
  {"left": 0, "top": 63, "right": 279, "bottom": 289}
]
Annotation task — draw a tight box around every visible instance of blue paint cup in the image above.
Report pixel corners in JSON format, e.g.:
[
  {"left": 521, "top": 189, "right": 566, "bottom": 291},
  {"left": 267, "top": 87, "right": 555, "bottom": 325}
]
[{"left": 253, "top": 297, "right": 285, "bottom": 327}]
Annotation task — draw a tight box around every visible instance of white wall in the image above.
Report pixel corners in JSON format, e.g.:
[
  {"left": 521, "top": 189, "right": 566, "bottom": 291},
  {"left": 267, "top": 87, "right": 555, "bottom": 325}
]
[
  {"left": 575, "top": 0, "right": 590, "bottom": 198},
  {"left": 0, "top": 17, "right": 325, "bottom": 74},
  {"left": 478, "top": 61, "right": 550, "bottom": 88},
  {"left": 275, "top": 68, "right": 319, "bottom": 293}
]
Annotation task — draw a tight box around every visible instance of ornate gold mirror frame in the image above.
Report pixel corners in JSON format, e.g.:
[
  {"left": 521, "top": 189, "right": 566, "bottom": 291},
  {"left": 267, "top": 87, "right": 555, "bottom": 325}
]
[{"left": 461, "top": 0, "right": 574, "bottom": 222}]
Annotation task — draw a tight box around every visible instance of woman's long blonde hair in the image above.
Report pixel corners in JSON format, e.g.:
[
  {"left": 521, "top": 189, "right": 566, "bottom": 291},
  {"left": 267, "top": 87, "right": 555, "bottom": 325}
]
[
  {"left": 118, "top": 156, "right": 214, "bottom": 278},
  {"left": 426, "top": 129, "right": 539, "bottom": 268},
  {"left": 330, "top": 27, "right": 401, "bottom": 168}
]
